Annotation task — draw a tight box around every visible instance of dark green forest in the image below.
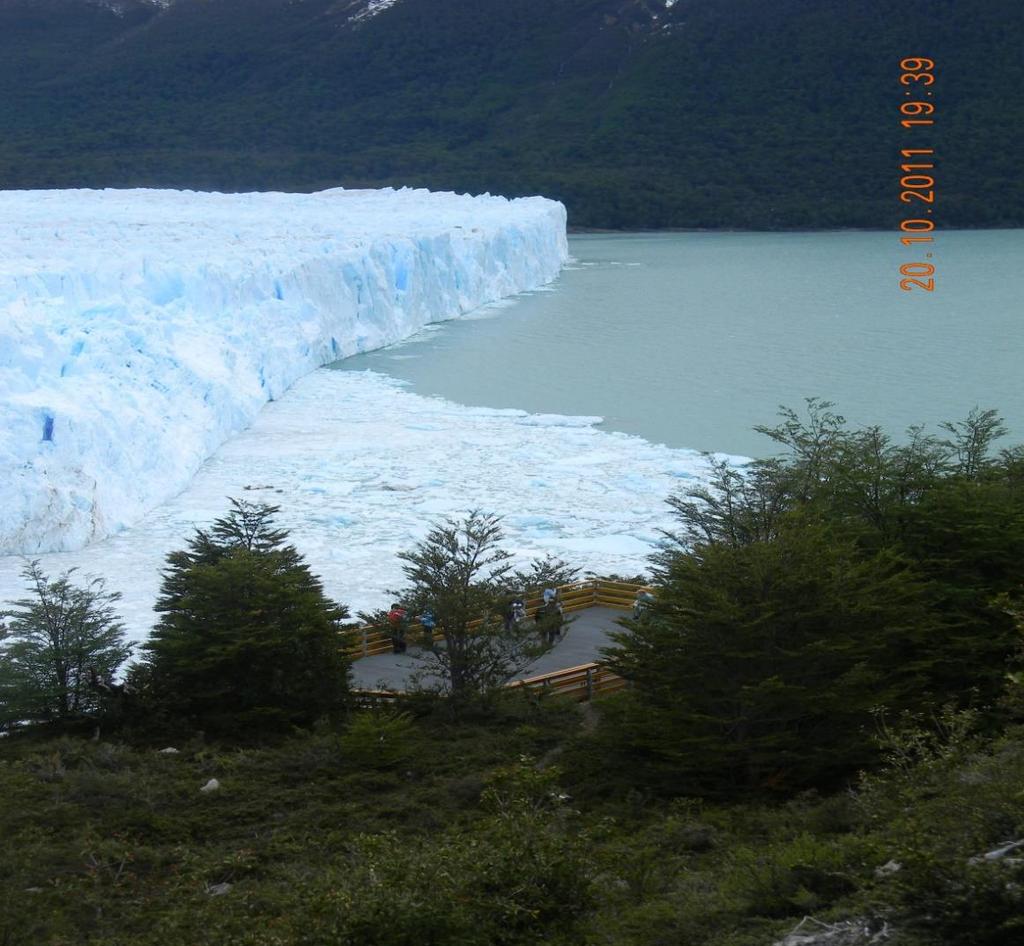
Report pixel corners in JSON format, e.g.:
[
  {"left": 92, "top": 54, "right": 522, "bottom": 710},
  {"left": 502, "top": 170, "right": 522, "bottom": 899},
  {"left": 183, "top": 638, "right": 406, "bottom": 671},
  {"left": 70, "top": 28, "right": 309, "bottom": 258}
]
[{"left": 1, "top": 0, "right": 1022, "bottom": 229}]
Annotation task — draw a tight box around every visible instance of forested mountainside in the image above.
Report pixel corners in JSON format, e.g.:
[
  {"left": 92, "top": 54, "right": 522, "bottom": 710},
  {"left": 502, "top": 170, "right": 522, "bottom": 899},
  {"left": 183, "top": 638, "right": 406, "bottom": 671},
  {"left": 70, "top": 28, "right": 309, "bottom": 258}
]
[{"left": 1, "top": 0, "right": 1021, "bottom": 229}]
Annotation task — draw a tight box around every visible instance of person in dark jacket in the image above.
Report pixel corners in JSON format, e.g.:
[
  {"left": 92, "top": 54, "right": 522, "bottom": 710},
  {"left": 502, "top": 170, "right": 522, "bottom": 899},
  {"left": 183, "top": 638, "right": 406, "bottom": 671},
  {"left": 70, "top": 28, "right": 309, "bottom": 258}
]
[
  {"left": 537, "top": 598, "right": 563, "bottom": 646},
  {"left": 632, "top": 590, "right": 656, "bottom": 621},
  {"left": 548, "top": 598, "right": 564, "bottom": 644},
  {"left": 505, "top": 596, "right": 526, "bottom": 630}
]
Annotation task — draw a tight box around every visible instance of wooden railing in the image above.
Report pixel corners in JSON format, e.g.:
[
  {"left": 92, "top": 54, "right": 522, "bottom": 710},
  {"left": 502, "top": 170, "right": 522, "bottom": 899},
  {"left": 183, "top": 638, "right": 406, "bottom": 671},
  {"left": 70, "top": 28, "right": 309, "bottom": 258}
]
[
  {"left": 354, "top": 662, "right": 626, "bottom": 706},
  {"left": 343, "top": 578, "right": 652, "bottom": 660},
  {"left": 347, "top": 578, "right": 648, "bottom": 703},
  {"left": 592, "top": 577, "right": 654, "bottom": 611},
  {"left": 508, "top": 661, "right": 626, "bottom": 701}
]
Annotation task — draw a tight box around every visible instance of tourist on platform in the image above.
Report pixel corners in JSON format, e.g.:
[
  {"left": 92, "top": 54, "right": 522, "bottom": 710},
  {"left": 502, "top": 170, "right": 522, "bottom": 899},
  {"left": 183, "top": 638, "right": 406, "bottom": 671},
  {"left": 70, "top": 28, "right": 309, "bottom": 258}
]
[
  {"left": 505, "top": 596, "right": 526, "bottom": 630},
  {"left": 549, "top": 598, "right": 565, "bottom": 645},
  {"left": 632, "top": 590, "right": 656, "bottom": 621},
  {"left": 419, "top": 608, "right": 437, "bottom": 649},
  {"left": 538, "top": 597, "right": 563, "bottom": 646},
  {"left": 387, "top": 603, "right": 409, "bottom": 654}
]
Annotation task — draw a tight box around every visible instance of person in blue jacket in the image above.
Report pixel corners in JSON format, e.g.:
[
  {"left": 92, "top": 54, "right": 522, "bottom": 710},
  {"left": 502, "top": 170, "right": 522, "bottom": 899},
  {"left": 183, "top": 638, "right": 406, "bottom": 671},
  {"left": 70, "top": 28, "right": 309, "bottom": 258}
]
[{"left": 419, "top": 608, "right": 437, "bottom": 650}]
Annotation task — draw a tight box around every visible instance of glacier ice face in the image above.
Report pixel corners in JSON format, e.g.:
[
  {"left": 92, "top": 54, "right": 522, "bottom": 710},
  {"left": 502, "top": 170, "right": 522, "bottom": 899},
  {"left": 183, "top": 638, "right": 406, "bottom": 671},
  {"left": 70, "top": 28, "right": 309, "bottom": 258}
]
[
  {"left": 0, "top": 187, "right": 568, "bottom": 553},
  {"left": 0, "top": 370, "right": 738, "bottom": 643}
]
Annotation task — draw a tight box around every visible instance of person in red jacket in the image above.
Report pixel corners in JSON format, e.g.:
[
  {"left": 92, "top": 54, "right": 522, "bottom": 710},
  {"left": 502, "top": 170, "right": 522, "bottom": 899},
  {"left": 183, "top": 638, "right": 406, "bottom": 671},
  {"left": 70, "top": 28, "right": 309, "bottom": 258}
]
[{"left": 387, "top": 603, "right": 409, "bottom": 654}]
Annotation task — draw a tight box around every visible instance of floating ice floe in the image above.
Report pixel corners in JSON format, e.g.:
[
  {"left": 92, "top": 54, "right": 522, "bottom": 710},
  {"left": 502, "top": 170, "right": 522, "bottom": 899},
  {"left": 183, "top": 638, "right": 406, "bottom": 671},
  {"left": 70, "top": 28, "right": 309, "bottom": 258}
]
[{"left": 0, "top": 371, "right": 742, "bottom": 643}]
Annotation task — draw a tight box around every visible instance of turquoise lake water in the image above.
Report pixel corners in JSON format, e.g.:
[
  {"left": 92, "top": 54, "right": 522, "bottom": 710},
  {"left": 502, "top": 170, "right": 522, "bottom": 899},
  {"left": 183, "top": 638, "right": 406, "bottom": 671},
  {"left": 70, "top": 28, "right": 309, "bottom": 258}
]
[{"left": 335, "top": 231, "right": 1024, "bottom": 458}]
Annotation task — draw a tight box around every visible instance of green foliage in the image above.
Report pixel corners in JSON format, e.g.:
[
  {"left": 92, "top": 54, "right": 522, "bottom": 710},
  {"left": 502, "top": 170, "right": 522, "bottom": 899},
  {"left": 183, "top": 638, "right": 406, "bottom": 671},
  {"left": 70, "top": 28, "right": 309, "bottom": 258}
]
[
  {"left": 479, "top": 755, "right": 568, "bottom": 816},
  {"left": 605, "top": 515, "right": 933, "bottom": 795},
  {"left": 507, "top": 553, "right": 580, "bottom": 594},
  {"left": 999, "top": 599, "right": 1024, "bottom": 720},
  {"left": 604, "top": 402, "right": 1024, "bottom": 796},
  {"left": 898, "top": 476, "right": 1024, "bottom": 702},
  {"left": 340, "top": 709, "right": 415, "bottom": 769},
  {"left": 2, "top": 702, "right": 1024, "bottom": 946},
  {"left": 856, "top": 713, "right": 1024, "bottom": 946},
  {"left": 585, "top": 571, "right": 651, "bottom": 586},
  {"left": 0, "top": 560, "right": 132, "bottom": 729},
  {"left": 719, "top": 832, "right": 860, "bottom": 918},
  {"left": 139, "top": 499, "right": 350, "bottom": 735},
  {"left": 292, "top": 803, "right": 589, "bottom": 946},
  {"left": 397, "top": 511, "right": 543, "bottom": 705},
  {"left": 0, "top": 700, "right": 588, "bottom": 946},
  {"left": 939, "top": 408, "right": 1010, "bottom": 480}
]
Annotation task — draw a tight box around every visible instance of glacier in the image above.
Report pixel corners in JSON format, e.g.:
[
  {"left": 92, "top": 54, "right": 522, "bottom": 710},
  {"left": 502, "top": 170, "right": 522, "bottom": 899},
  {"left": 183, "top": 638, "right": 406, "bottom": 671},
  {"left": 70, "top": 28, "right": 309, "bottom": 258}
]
[
  {"left": 0, "top": 187, "right": 568, "bottom": 553},
  {"left": 0, "top": 370, "right": 735, "bottom": 644}
]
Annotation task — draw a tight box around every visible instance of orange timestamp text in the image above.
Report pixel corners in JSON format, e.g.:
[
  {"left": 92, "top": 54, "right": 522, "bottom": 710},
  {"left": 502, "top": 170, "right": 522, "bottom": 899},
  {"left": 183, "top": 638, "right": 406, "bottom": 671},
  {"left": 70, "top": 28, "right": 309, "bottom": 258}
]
[{"left": 898, "top": 57, "right": 936, "bottom": 292}]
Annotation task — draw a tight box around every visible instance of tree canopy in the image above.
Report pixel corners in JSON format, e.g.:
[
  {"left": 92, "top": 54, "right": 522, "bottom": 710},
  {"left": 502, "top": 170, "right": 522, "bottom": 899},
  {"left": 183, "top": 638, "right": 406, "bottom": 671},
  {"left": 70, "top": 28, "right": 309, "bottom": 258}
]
[
  {"left": 141, "top": 499, "right": 350, "bottom": 734},
  {"left": 0, "top": 560, "right": 131, "bottom": 730},
  {"left": 1, "top": 0, "right": 1021, "bottom": 229},
  {"left": 394, "top": 511, "right": 545, "bottom": 704},
  {"left": 604, "top": 403, "right": 1024, "bottom": 796}
]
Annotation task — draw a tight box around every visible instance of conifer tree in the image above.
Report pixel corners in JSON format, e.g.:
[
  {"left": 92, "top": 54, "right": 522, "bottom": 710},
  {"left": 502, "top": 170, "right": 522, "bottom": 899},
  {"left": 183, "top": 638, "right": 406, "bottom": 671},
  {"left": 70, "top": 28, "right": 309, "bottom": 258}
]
[
  {"left": 604, "top": 515, "right": 934, "bottom": 795},
  {"left": 141, "top": 500, "right": 349, "bottom": 733},
  {"left": 604, "top": 403, "right": 1024, "bottom": 796},
  {"left": 899, "top": 472, "right": 1024, "bottom": 703},
  {"left": 396, "top": 511, "right": 542, "bottom": 704},
  {"left": 0, "top": 561, "right": 131, "bottom": 729}
]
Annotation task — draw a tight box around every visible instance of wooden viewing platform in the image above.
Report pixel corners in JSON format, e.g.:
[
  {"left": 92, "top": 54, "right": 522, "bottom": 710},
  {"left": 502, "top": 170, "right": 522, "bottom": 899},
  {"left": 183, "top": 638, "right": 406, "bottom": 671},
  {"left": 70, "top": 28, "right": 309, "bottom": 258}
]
[{"left": 348, "top": 579, "right": 652, "bottom": 702}]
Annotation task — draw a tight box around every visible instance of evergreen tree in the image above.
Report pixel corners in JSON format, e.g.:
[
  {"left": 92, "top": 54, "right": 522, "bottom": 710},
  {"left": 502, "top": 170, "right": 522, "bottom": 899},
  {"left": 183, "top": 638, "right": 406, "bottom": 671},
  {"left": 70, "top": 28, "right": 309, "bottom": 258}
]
[
  {"left": 141, "top": 500, "right": 349, "bottom": 734},
  {"left": 396, "top": 511, "right": 542, "bottom": 704},
  {"left": 604, "top": 515, "right": 934, "bottom": 795},
  {"left": 507, "top": 554, "right": 580, "bottom": 595},
  {"left": 604, "top": 404, "right": 1023, "bottom": 796},
  {"left": 899, "top": 472, "right": 1024, "bottom": 704},
  {"left": 0, "top": 561, "right": 131, "bottom": 729},
  {"left": 939, "top": 408, "right": 1009, "bottom": 480}
]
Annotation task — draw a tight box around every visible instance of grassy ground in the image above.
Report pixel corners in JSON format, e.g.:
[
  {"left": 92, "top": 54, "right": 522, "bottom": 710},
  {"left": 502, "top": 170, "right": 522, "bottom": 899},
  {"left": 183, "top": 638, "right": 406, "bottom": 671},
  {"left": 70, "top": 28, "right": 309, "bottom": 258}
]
[{"left": 2, "top": 696, "right": 1023, "bottom": 946}]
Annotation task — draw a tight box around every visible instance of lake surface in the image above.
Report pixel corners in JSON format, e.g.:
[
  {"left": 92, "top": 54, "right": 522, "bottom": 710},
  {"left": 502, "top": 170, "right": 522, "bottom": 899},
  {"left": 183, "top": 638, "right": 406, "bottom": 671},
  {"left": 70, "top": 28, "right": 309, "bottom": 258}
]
[
  {"left": 6, "top": 229, "right": 1020, "bottom": 635},
  {"left": 335, "top": 231, "right": 1024, "bottom": 458}
]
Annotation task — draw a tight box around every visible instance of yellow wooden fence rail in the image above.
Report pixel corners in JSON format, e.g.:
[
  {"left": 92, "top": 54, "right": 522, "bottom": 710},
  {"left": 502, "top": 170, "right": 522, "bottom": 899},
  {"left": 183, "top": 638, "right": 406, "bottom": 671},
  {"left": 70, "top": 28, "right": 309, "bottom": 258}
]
[
  {"left": 343, "top": 578, "right": 652, "bottom": 660},
  {"left": 507, "top": 661, "right": 626, "bottom": 701},
  {"left": 347, "top": 577, "right": 650, "bottom": 704},
  {"left": 355, "top": 661, "right": 626, "bottom": 707}
]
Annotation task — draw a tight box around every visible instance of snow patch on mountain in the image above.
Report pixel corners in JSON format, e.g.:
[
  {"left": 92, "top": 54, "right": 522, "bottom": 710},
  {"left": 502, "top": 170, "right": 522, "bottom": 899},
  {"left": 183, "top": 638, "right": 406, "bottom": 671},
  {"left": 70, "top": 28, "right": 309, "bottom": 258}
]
[
  {"left": 89, "top": 0, "right": 172, "bottom": 16},
  {"left": 344, "top": 0, "right": 402, "bottom": 25}
]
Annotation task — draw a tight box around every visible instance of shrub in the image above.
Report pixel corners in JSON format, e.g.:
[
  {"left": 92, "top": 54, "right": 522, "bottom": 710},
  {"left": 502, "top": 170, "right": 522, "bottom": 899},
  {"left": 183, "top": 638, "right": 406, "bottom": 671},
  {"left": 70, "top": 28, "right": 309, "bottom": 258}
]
[{"left": 340, "top": 710, "right": 415, "bottom": 770}]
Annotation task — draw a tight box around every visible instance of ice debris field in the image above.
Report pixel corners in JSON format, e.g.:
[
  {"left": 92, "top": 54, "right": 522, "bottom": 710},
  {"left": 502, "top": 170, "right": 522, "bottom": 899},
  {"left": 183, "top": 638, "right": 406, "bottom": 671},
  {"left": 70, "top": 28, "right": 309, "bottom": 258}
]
[
  {"left": 0, "top": 186, "right": 735, "bottom": 638},
  {"left": 0, "top": 187, "right": 567, "bottom": 553},
  {"left": 0, "top": 370, "right": 728, "bottom": 642}
]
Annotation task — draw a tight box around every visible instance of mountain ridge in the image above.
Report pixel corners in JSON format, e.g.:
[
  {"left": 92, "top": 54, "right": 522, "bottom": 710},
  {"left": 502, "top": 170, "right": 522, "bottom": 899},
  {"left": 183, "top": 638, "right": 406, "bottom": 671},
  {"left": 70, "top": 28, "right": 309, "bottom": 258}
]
[{"left": 2, "top": 0, "right": 1021, "bottom": 229}]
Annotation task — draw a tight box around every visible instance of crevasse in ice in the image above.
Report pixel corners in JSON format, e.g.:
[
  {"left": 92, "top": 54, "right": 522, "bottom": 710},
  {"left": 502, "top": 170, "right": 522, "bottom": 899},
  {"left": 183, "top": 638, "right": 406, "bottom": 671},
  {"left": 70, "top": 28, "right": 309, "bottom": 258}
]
[{"left": 0, "top": 187, "right": 568, "bottom": 553}]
